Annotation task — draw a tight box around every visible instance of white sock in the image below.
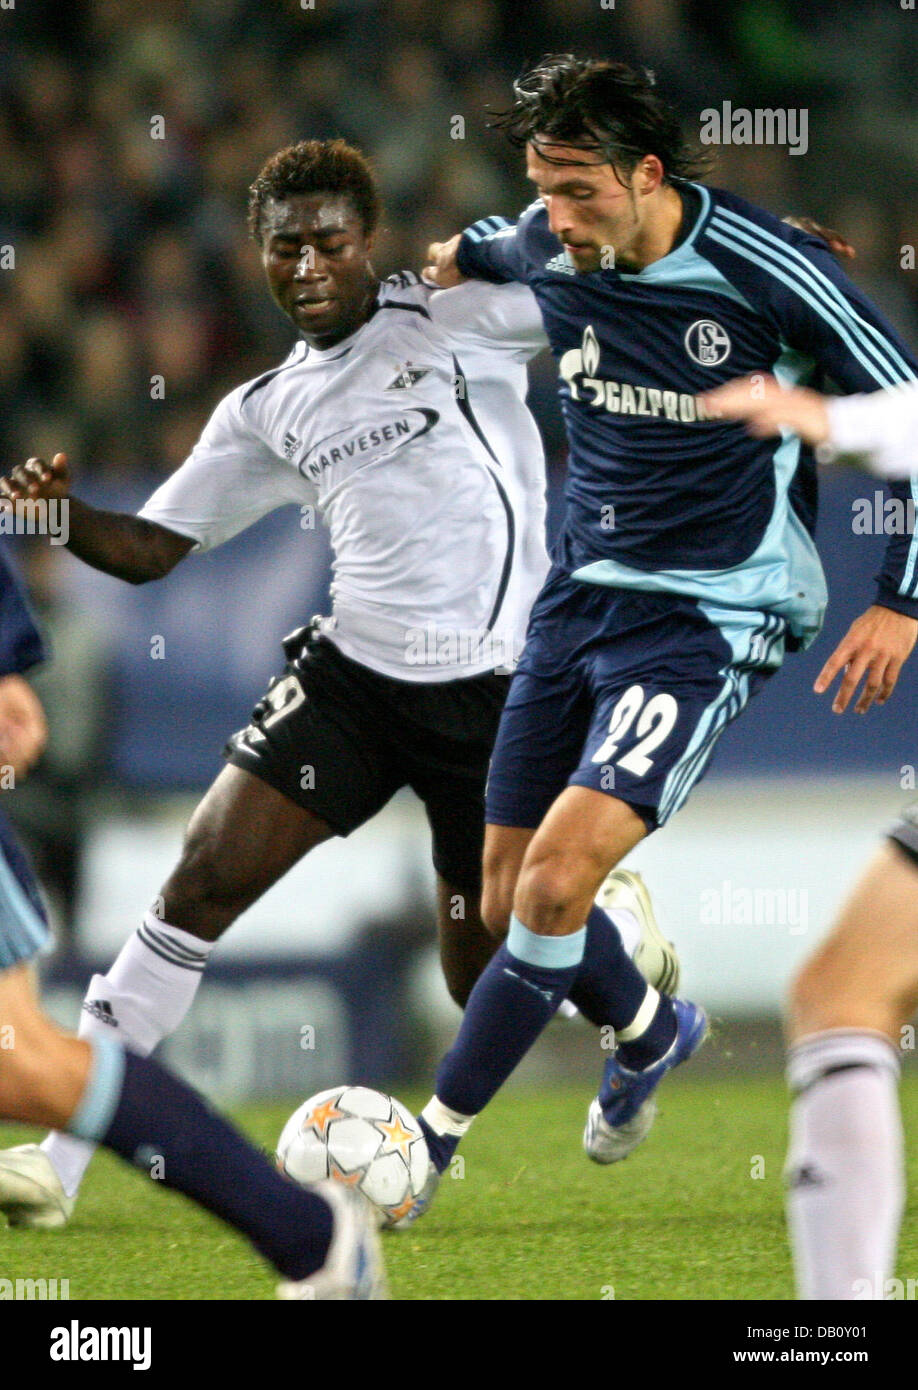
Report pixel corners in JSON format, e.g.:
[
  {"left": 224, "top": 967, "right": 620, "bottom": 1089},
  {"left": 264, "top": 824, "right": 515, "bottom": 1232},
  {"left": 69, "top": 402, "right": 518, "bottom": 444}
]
[
  {"left": 42, "top": 913, "right": 215, "bottom": 1197},
  {"left": 607, "top": 906, "right": 642, "bottom": 960},
  {"left": 421, "top": 1096, "right": 475, "bottom": 1138},
  {"left": 786, "top": 1029, "right": 904, "bottom": 1300}
]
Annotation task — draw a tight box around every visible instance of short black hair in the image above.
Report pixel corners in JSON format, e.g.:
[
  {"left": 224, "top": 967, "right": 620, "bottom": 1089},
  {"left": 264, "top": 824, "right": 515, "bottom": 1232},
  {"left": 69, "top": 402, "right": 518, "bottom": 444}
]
[
  {"left": 248, "top": 138, "right": 383, "bottom": 245},
  {"left": 490, "top": 55, "right": 711, "bottom": 183}
]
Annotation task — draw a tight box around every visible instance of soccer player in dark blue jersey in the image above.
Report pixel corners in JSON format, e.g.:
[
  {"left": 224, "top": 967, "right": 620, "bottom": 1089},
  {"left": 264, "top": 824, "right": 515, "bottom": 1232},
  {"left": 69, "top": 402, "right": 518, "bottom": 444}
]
[
  {"left": 411, "top": 56, "right": 918, "bottom": 1197},
  {"left": 0, "top": 548, "right": 383, "bottom": 1296}
]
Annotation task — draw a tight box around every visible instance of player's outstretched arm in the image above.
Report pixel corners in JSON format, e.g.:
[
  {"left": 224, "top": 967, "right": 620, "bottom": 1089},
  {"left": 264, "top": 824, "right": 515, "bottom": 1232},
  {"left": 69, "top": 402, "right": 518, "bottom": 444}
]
[
  {"left": 702, "top": 375, "right": 830, "bottom": 445},
  {"left": 0, "top": 452, "right": 193, "bottom": 584}
]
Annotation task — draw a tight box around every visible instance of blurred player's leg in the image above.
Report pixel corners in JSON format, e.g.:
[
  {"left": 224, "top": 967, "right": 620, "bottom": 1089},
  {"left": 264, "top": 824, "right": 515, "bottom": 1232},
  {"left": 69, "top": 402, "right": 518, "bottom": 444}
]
[
  {"left": 786, "top": 837, "right": 918, "bottom": 1299},
  {"left": 34, "top": 763, "right": 333, "bottom": 1209},
  {"left": 0, "top": 962, "right": 384, "bottom": 1296}
]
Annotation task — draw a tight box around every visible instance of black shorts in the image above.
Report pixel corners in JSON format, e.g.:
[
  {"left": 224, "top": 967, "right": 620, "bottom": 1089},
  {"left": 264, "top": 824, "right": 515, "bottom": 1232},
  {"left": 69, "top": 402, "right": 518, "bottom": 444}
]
[
  {"left": 889, "top": 801, "right": 918, "bottom": 871},
  {"left": 224, "top": 626, "right": 510, "bottom": 894}
]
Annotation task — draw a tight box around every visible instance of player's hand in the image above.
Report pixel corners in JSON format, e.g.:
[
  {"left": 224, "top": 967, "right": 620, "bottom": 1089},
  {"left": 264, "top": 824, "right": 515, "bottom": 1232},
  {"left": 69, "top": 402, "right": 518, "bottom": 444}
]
[
  {"left": 0, "top": 674, "right": 47, "bottom": 783},
  {"left": 0, "top": 452, "right": 71, "bottom": 509},
  {"left": 422, "top": 236, "right": 466, "bottom": 288},
  {"left": 702, "top": 375, "right": 831, "bottom": 446},
  {"left": 814, "top": 605, "right": 918, "bottom": 714},
  {"left": 782, "top": 216, "right": 856, "bottom": 261}
]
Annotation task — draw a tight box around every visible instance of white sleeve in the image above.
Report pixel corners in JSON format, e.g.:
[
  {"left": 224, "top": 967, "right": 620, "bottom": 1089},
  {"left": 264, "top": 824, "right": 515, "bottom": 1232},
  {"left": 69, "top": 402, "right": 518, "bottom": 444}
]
[
  {"left": 823, "top": 384, "right": 918, "bottom": 480},
  {"left": 138, "top": 387, "right": 312, "bottom": 551},
  {"left": 426, "top": 280, "right": 548, "bottom": 360}
]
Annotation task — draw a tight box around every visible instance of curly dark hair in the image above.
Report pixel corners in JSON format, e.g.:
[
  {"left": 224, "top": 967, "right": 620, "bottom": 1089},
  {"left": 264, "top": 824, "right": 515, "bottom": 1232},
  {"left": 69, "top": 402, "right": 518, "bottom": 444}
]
[
  {"left": 248, "top": 138, "right": 383, "bottom": 244},
  {"left": 490, "top": 55, "right": 711, "bottom": 183}
]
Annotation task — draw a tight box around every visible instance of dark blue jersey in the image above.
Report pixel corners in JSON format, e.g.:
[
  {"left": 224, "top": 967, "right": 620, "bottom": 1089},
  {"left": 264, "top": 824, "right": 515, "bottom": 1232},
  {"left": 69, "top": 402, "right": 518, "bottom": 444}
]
[
  {"left": 457, "top": 184, "right": 918, "bottom": 647},
  {"left": 0, "top": 548, "right": 46, "bottom": 676}
]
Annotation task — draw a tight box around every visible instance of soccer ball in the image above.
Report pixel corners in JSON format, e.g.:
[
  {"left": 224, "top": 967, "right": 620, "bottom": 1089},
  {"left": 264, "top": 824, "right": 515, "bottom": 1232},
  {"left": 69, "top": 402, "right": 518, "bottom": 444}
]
[{"left": 277, "top": 1085, "right": 430, "bottom": 1227}]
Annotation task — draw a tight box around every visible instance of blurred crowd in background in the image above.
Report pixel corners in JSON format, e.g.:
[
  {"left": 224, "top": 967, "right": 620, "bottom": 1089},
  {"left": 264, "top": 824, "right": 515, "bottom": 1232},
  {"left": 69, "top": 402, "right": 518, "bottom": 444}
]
[
  {"left": 2, "top": 0, "right": 917, "bottom": 932},
  {"left": 2, "top": 0, "right": 917, "bottom": 479}
]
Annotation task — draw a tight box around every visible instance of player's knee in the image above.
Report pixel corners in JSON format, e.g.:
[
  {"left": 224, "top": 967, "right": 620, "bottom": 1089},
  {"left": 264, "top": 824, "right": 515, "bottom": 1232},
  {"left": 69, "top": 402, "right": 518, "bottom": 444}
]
[{"left": 514, "top": 854, "right": 591, "bottom": 931}]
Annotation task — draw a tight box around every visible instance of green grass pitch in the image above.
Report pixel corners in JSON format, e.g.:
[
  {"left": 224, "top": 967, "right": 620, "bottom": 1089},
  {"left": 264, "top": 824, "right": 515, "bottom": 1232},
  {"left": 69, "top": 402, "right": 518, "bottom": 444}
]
[{"left": 3, "top": 1075, "right": 918, "bottom": 1300}]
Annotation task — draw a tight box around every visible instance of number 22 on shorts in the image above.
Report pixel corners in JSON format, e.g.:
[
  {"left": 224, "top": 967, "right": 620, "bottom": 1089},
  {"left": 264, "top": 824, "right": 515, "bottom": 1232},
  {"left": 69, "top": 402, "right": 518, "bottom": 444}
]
[{"left": 591, "top": 684, "right": 679, "bottom": 777}]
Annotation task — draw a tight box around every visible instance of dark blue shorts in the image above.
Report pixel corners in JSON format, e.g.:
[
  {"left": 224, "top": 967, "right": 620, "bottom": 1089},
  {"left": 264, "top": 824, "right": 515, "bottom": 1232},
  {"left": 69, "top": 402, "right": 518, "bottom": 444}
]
[
  {"left": 0, "top": 810, "right": 50, "bottom": 971},
  {"left": 485, "top": 568, "right": 786, "bottom": 832}
]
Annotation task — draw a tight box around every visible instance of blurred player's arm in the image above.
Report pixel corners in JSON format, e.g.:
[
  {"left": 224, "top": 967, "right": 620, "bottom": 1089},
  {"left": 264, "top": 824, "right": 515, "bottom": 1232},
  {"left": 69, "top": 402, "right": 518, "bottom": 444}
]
[
  {"left": 703, "top": 377, "right": 918, "bottom": 480},
  {"left": 0, "top": 453, "right": 192, "bottom": 584}
]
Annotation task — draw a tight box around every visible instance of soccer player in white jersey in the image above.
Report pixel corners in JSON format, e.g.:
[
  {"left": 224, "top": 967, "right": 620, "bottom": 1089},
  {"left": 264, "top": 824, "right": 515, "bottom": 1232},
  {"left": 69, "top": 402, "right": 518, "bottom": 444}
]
[
  {"left": 707, "top": 371, "right": 918, "bottom": 1299},
  {"left": 0, "top": 138, "right": 676, "bottom": 1227}
]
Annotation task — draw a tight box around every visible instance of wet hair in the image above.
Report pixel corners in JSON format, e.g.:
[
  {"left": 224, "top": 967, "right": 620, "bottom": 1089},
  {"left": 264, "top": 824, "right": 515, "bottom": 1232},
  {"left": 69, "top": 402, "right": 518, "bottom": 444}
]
[
  {"left": 248, "top": 138, "right": 382, "bottom": 244},
  {"left": 489, "top": 54, "right": 711, "bottom": 183}
]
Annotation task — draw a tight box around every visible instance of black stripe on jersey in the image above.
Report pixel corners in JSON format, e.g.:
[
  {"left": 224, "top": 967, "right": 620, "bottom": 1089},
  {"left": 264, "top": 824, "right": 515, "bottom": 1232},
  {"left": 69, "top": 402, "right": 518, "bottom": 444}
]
[
  {"left": 240, "top": 341, "right": 308, "bottom": 406},
  {"left": 374, "top": 299, "right": 431, "bottom": 319},
  {"left": 450, "top": 353, "right": 500, "bottom": 467},
  {"left": 483, "top": 465, "right": 515, "bottom": 632},
  {"left": 449, "top": 351, "right": 515, "bottom": 631}
]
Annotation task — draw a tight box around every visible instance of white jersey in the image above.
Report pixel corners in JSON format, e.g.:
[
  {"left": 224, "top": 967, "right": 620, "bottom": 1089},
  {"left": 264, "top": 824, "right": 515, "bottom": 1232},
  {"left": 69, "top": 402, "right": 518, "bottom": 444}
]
[
  {"left": 823, "top": 383, "right": 918, "bottom": 480},
  {"left": 140, "top": 273, "right": 550, "bottom": 682}
]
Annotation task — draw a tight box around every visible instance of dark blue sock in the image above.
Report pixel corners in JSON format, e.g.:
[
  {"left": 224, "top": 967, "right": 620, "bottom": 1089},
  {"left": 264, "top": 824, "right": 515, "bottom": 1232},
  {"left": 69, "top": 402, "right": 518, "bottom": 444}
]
[
  {"left": 568, "top": 904, "right": 677, "bottom": 1069},
  {"left": 98, "top": 1050, "right": 334, "bottom": 1281},
  {"left": 423, "top": 916, "right": 586, "bottom": 1172}
]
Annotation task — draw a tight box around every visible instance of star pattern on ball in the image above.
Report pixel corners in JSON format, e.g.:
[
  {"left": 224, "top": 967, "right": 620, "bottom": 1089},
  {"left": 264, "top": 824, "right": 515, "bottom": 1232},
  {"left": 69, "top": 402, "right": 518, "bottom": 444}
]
[
  {"left": 305, "top": 1096, "right": 345, "bottom": 1137},
  {"left": 328, "top": 1156, "right": 364, "bottom": 1187},
  {"left": 375, "top": 1111, "right": 416, "bottom": 1157},
  {"left": 386, "top": 1192, "right": 418, "bottom": 1225}
]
